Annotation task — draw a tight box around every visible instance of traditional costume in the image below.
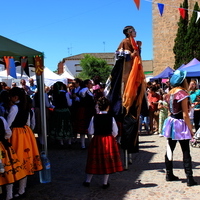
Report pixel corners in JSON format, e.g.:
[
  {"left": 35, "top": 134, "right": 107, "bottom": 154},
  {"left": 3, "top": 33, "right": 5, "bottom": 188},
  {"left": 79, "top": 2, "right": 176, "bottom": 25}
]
[
  {"left": 162, "top": 70, "right": 197, "bottom": 187},
  {"left": 70, "top": 86, "right": 82, "bottom": 135},
  {"left": 76, "top": 87, "right": 96, "bottom": 134},
  {"left": 50, "top": 89, "right": 73, "bottom": 141},
  {"left": 0, "top": 116, "right": 26, "bottom": 186},
  {"left": 162, "top": 90, "right": 191, "bottom": 140},
  {"left": 85, "top": 112, "right": 123, "bottom": 174},
  {"left": 106, "top": 29, "right": 146, "bottom": 154},
  {"left": 8, "top": 101, "right": 42, "bottom": 175}
]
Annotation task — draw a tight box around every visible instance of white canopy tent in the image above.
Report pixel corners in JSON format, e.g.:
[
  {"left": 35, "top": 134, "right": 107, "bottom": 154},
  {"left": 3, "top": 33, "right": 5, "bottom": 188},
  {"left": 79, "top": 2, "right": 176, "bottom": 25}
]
[
  {"left": 60, "top": 70, "right": 75, "bottom": 80},
  {"left": 30, "top": 67, "right": 68, "bottom": 87},
  {"left": 0, "top": 69, "right": 29, "bottom": 87},
  {"left": 0, "top": 67, "right": 68, "bottom": 87}
]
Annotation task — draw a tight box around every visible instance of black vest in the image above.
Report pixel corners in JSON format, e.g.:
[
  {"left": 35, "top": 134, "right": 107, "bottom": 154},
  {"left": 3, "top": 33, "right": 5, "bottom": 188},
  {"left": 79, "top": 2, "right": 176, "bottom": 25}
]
[
  {"left": 93, "top": 114, "right": 113, "bottom": 136},
  {"left": 11, "top": 104, "right": 29, "bottom": 128},
  {"left": 53, "top": 91, "right": 68, "bottom": 109}
]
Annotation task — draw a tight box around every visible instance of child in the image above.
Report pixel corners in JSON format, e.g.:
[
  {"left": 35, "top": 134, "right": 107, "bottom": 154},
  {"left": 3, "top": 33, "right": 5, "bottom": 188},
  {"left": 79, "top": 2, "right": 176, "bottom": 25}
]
[
  {"left": 83, "top": 97, "right": 123, "bottom": 189},
  {"left": 158, "top": 99, "right": 168, "bottom": 136},
  {"left": 7, "top": 87, "right": 43, "bottom": 198},
  {"left": 0, "top": 116, "right": 26, "bottom": 200}
]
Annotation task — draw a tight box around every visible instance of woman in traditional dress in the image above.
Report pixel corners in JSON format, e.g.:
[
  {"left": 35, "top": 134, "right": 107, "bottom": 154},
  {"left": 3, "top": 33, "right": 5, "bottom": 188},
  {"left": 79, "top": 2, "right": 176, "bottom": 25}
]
[
  {"left": 83, "top": 97, "right": 123, "bottom": 189},
  {"left": 0, "top": 116, "right": 26, "bottom": 200},
  {"left": 77, "top": 79, "right": 96, "bottom": 149},
  {"left": 7, "top": 87, "right": 42, "bottom": 197},
  {"left": 49, "top": 81, "right": 73, "bottom": 146},
  {"left": 162, "top": 70, "right": 197, "bottom": 187}
]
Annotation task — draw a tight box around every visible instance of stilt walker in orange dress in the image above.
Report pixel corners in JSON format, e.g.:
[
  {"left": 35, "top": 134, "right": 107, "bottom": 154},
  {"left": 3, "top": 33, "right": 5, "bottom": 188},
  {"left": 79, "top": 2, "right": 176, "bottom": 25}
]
[
  {"left": 106, "top": 26, "right": 147, "bottom": 169},
  {"left": 7, "top": 87, "right": 42, "bottom": 198}
]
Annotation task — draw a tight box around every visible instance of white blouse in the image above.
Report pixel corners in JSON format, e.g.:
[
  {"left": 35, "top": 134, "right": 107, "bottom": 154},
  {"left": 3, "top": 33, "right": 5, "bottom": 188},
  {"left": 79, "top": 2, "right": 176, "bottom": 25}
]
[
  {"left": 0, "top": 116, "right": 12, "bottom": 139},
  {"left": 88, "top": 111, "right": 118, "bottom": 137},
  {"left": 7, "top": 104, "right": 18, "bottom": 128}
]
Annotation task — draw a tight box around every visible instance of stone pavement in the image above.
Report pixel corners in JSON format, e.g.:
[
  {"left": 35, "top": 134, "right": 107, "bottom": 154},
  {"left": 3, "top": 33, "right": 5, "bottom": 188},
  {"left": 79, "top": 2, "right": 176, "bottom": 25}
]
[{"left": 10, "top": 132, "right": 200, "bottom": 200}]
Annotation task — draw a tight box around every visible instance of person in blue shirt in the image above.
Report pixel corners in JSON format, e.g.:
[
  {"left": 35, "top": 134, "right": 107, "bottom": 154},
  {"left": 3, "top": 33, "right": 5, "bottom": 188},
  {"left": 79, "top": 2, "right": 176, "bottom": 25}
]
[{"left": 29, "top": 78, "right": 37, "bottom": 98}]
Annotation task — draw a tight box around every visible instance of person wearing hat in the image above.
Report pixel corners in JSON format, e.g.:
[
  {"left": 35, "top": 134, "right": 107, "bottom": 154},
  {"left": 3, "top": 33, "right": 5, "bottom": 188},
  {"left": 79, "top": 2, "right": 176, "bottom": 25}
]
[{"left": 162, "top": 70, "right": 197, "bottom": 186}]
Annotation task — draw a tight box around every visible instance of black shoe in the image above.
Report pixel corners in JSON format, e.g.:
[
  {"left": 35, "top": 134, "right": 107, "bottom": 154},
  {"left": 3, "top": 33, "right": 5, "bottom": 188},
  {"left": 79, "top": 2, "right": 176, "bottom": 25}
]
[
  {"left": 128, "top": 159, "right": 133, "bottom": 165},
  {"left": 166, "top": 174, "right": 179, "bottom": 181},
  {"left": 83, "top": 181, "right": 90, "bottom": 187},
  {"left": 187, "top": 177, "right": 197, "bottom": 187},
  {"left": 14, "top": 192, "right": 26, "bottom": 199},
  {"left": 102, "top": 183, "right": 110, "bottom": 189}
]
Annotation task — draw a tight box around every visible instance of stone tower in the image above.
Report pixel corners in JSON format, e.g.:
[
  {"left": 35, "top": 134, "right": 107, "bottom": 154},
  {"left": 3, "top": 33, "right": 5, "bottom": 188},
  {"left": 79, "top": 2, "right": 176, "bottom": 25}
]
[{"left": 153, "top": 0, "right": 197, "bottom": 75}]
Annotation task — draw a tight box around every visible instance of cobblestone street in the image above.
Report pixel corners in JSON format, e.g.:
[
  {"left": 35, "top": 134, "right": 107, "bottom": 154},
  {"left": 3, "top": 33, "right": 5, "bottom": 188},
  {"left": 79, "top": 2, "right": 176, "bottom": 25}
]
[{"left": 11, "top": 133, "right": 200, "bottom": 200}]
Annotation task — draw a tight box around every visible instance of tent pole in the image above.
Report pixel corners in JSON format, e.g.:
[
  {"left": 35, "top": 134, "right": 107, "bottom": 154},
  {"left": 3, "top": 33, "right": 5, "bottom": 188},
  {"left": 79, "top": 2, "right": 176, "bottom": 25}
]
[{"left": 36, "top": 73, "right": 48, "bottom": 156}]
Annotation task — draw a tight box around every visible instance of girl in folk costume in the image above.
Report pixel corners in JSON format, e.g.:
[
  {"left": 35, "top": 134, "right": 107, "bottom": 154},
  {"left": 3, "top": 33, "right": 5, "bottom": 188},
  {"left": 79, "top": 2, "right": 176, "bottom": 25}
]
[
  {"left": 77, "top": 79, "right": 96, "bottom": 149},
  {"left": 162, "top": 70, "right": 197, "bottom": 186},
  {"left": 50, "top": 81, "right": 73, "bottom": 146},
  {"left": 0, "top": 116, "right": 26, "bottom": 200},
  {"left": 83, "top": 97, "right": 123, "bottom": 189},
  {"left": 7, "top": 87, "right": 42, "bottom": 198}
]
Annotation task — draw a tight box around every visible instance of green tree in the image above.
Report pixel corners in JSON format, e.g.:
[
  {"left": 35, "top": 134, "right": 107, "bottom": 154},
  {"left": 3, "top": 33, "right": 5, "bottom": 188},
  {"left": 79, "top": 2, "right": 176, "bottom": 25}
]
[
  {"left": 185, "top": 2, "right": 200, "bottom": 62},
  {"left": 78, "top": 54, "right": 112, "bottom": 83},
  {"left": 173, "top": 0, "right": 189, "bottom": 69}
]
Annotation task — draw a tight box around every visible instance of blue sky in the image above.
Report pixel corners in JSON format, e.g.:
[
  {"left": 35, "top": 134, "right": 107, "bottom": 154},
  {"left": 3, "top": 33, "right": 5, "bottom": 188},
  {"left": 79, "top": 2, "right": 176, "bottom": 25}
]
[{"left": 1, "top": 0, "right": 153, "bottom": 72}]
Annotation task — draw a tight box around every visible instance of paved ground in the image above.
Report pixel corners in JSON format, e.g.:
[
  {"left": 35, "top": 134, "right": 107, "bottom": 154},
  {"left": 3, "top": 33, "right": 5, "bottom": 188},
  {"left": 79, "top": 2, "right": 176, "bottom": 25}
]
[{"left": 4, "top": 132, "right": 200, "bottom": 200}]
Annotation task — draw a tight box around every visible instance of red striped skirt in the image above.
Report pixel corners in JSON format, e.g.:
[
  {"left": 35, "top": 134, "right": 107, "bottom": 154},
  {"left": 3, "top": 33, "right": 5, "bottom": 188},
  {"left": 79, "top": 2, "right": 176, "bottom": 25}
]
[{"left": 85, "top": 135, "right": 123, "bottom": 174}]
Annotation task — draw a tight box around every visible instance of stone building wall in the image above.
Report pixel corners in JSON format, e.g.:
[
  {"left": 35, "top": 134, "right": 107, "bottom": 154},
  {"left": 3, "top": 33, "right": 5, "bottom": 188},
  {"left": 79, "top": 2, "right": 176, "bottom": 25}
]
[{"left": 153, "top": 0, "right": 197, "bottom": 75}]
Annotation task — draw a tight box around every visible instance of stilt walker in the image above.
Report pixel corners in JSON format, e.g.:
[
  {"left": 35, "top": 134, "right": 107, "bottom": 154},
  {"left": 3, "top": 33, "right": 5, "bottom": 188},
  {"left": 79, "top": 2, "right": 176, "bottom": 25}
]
[{"left": 106, "top": 26, "right": 147, "bottom": 170}]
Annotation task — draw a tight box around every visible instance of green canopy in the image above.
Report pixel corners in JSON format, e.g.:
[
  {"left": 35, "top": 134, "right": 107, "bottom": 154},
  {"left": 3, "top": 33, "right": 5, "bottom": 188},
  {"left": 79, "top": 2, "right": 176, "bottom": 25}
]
[
  {"left": 0, "top": 35, "right": 48, "bottom": 155},
  {"left": 0, "top": 35, "right": 43, "bottom": 64}
]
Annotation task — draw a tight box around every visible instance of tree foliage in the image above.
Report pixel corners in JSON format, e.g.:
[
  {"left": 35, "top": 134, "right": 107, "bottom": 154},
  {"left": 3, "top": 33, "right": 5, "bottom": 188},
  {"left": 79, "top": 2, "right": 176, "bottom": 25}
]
[
  {"left": 185, "top": 2, "right": 200, "bottom": 62},
  {"left": 173, "top": 0, "right": 189, "bottom": 69},
  {"left": 78, "top": 54, "right": 112, "bottom": 83}
]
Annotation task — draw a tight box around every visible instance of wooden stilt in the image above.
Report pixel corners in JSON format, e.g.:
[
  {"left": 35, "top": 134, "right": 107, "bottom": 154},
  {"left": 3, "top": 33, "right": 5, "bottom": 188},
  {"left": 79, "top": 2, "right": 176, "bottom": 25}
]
[{"left": 124, "top": 150, "right": 128, "bottom": 170}]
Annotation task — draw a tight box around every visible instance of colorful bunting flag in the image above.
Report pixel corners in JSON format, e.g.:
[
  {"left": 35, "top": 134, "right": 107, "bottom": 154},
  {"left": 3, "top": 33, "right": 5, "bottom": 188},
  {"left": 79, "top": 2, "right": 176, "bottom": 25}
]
[
  {"left": 196, "top": 11, "right": 200, "bottom": 23},
  {"left": 179, "top": 8, "right": 186, "bottom": 19},
  {"left": 9, "top": 57, "right": 17, "bottom": 79},
  {"left": 157, "top": 3, "right": 164, "bottom": 16},
  {"left": 20, "top": 56, "right": 30, "bottom": 77},
  {"left": 34, "top": 56, "right": 44, "bottom": 76},
  {"left": 133, "top": 0, "right": 140, "bottom": 10},
  {"left": 3, "top": 56, "right": 10, "bottom": 76}
]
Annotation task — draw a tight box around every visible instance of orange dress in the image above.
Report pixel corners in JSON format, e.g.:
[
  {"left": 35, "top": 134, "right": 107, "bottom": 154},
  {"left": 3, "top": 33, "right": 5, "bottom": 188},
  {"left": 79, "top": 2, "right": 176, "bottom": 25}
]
[
  {"left": 0, "top": 116, "right": 26, "bottom": 186},
  {"left": 8, "top": 104, "right": 42, "bottom": 176}
]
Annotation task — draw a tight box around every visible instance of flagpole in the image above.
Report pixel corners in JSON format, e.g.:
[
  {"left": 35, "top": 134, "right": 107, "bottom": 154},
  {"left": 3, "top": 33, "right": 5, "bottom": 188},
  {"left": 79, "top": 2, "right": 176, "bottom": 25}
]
[{"left": 36, "top": 73, "right": 48, "bottom": 155}]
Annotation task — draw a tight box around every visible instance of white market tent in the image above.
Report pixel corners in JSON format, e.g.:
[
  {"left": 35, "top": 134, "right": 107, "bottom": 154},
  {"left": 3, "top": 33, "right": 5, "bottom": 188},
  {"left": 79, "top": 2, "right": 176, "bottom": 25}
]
[
  {"left": 60, "top": 70, "right": 75, "bottom": 80},
  {"left": 31, "top": 67, "right": 68, "bottom": 87},
  {"left": 0, "top": 69, "right": 29, "bottom": 86},
  {"left": 0, "top": 67, "right": 68, "bottom": 87}
]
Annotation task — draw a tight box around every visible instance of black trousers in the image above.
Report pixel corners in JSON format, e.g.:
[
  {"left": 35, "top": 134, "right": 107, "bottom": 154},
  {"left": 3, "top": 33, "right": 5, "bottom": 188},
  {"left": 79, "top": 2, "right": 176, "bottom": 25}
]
[
  {"left": 194, "top": 110, "right": 200, "bottom": 131},
  {"left": 165, "top": 138, "right": 193, "bottom": 176}
]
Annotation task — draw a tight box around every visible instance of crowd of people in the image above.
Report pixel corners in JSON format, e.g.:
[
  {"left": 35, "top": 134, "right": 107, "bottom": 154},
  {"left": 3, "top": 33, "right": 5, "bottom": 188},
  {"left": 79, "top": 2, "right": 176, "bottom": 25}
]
[
  {"left": 0, "top": 76, "right": 120, "bottom": 199},
  {"left": 0, "top": 70, "right": 198, "bottom": 198},
  {"left": 140, "top": 78, "right": 200, "bottom": 138},
  {"left": 0, "top": 24, "right": 199, "bottom": 199}
]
